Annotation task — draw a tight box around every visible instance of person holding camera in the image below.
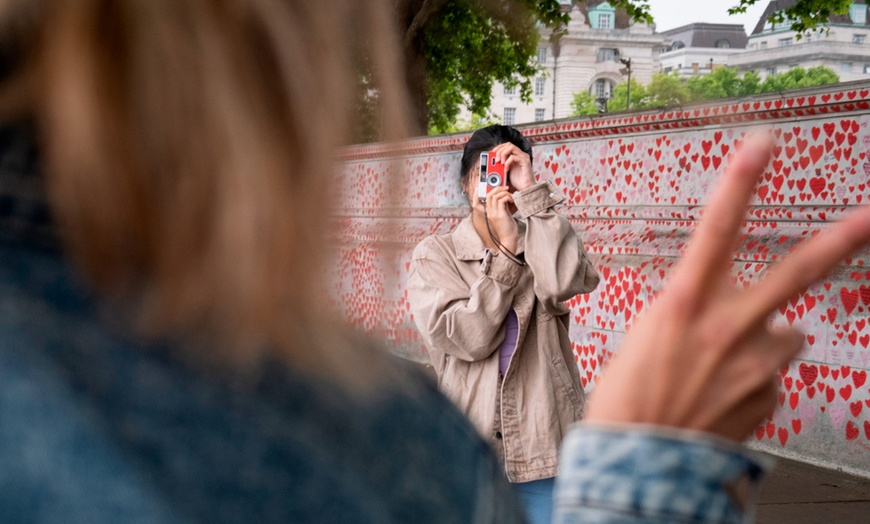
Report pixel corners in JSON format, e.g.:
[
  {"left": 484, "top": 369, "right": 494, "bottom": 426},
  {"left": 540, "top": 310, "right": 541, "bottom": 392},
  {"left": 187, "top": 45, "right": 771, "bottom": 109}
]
[{"left": 408, "top": 125, "right": 599, "bottom": 524}]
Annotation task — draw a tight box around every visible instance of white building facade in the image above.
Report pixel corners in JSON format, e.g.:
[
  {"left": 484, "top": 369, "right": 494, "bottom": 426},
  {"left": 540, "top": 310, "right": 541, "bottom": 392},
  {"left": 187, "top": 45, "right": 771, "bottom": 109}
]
[
  {"left": 729, "top": 0, "right": 870, "bottom": 81},
  {"left": 487, "top": 1, "right": 664, "bottom": 125},
  {"left": 658, "top": 23, "right": 748, "bottom": 78},
  {"left": 482, "top": 1, "right": 870, "bottom": 126}
]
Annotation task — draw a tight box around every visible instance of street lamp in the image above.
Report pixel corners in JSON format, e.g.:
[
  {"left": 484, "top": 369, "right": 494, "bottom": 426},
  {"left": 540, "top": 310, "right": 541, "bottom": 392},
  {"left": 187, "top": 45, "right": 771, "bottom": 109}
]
[{"left": 619, "top": 57, "right": 632, "bottom": 110}]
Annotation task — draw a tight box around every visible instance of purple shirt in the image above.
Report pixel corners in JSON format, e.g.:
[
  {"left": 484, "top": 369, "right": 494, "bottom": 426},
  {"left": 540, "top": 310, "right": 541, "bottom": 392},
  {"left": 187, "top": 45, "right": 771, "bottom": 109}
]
[{"left": 498, "top": 308, "right": 519, "bottom": 375}]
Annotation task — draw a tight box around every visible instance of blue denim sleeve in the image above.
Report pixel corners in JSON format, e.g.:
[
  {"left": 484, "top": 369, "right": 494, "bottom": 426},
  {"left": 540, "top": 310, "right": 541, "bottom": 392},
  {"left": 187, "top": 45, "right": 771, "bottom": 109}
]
[{"left": 554, "top": 423, "right": 772, "bottom": 524}]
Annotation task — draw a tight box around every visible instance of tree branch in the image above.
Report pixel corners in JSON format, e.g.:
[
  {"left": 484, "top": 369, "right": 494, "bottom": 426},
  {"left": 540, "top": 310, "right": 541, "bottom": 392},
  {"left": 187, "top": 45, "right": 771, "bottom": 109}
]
[{"left": 403, "top": 0, "right": 449, "bottom": 50}]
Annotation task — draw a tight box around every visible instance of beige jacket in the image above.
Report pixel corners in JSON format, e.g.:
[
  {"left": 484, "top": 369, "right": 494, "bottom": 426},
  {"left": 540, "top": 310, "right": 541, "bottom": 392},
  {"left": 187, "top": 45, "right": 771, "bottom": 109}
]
[{"left": 408, "top": 182, "right": 599, "bottom": 482}]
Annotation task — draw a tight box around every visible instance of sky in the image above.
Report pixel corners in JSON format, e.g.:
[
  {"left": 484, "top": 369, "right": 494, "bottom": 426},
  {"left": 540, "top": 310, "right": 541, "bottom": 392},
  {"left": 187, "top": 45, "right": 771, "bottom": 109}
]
[{"left": 647, "top": 0, "right": 770, "bottom": 33}]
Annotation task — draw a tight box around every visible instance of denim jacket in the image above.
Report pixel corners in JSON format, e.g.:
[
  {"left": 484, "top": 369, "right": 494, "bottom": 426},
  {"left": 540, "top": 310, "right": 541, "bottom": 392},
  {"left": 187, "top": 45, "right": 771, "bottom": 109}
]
[{"left": 555, "top": 424, "right": 770, "bottom": 523}]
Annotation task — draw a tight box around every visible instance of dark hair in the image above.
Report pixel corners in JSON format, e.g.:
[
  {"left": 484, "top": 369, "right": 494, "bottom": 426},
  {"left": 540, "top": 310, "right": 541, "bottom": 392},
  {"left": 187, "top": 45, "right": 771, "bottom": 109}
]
[{"left": 459, "top": 125, "right": 533, "bottom": 189}]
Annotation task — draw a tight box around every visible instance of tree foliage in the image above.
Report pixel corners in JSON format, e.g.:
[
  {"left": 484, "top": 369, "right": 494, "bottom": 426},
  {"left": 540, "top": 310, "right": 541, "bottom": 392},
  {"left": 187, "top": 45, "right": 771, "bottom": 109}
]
[
  {"left": 570, "top": 90, "right": 601, "bottom": 116},
  {"left": 687, "top": 67, "right": 760, "bottom": 100},
  {"left": 610, "top": 0, "right": 857, "bottom": 34},
  {"left": 607, "top": 78, "right": 647, "bottom": 112},
  {"left": 758, "top": 65, "right": 840, "bottom": 92},
  {"left": 726, "top": 0, "right": 854, "bottom": 35},
  {"left": 386, "top": 0, "right": 569, "bottom": 136},
  {"left": 570, "top": 66, "right": 840, "bottom": 116}
]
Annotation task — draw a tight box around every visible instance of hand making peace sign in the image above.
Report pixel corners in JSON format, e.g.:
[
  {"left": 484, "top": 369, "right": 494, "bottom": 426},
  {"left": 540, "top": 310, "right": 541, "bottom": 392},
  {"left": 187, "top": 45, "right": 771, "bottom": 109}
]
[{"left": 586, "top": 133, "right": 870, "bottom": 441}]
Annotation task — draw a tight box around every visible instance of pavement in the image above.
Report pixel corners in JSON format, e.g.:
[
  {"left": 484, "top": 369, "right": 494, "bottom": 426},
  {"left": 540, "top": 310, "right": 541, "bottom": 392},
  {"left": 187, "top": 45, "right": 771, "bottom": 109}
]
[{"left": 757, "top": 454, "right": 870, "bottom": 523}]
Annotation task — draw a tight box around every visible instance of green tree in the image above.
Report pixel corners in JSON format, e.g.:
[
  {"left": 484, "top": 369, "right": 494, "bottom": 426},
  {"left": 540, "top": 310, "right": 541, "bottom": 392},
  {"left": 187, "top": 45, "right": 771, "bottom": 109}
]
[
  {"left": 738, "top": 70, "right": 762, "bottom": 96},
  {"left": 588, "top": 65, "right": 839, "bottom": 114},
  {"left": 607, "top": 78, "right": 648, "bottom": 112},
  {"left": 688, "top": 67, "right": 737, "bottom": 100},
  {"left": 646, "top": 72, "right": 691, "bottom": 107},
  {"left": 570, "top": 90, "right": 601, "bottom": 116},
  {"left": 758, "top": 65, "right": 840, "bottom": 93},
  {"left": 389, "top": 0, "right": 569, "bottom": 135}
]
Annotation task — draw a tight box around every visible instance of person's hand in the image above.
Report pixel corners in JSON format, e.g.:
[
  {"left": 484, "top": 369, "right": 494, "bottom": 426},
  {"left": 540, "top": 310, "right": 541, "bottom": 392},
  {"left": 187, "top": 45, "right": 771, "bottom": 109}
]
[
  {"left": 491, "top": 141, "right": 534, "bottom": 191},
  {"left": 484, "top": 186, "right": 519, "bottom": 253},
  {"left": 586, "top": 133, "right": 870, "bottom": 441}
]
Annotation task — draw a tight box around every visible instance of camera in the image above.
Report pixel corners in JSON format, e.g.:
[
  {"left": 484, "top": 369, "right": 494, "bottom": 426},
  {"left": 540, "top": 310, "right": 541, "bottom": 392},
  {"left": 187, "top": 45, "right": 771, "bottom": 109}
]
[{"left": 478, "top": 151, "right": 507, "bottom": 201}]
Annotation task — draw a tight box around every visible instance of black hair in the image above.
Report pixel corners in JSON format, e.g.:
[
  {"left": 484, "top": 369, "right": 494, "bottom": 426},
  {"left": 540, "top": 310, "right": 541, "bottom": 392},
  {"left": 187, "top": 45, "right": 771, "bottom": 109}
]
[{"left": 459, "top": 125, "right": 533, "bottom": 189}]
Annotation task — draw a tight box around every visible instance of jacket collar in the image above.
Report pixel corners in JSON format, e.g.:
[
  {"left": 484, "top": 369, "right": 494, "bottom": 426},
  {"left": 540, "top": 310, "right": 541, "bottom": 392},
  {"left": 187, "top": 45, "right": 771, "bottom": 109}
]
[{"left": 451, "top": 214, "right": 525, "bottom": 261}]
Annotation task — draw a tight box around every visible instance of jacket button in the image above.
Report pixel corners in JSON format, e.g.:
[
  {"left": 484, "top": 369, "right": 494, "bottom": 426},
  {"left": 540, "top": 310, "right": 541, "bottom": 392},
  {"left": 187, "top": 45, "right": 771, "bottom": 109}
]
[{"left": 495, "top": 431, "right": 503, "bottom": 440}]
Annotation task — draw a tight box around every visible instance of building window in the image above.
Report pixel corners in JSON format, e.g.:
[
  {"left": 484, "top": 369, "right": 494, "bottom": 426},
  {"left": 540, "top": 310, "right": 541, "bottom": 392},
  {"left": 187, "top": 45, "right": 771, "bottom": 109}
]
[
  {"left": 503, "top": 107, "right": 516, "bottom": 125},
  {"left": 598, "top": 13, "right": 613, "bottom": 29},
  {"left": 534, "top": 77, "right": 546, "bottom": 97},
  {"left": 865, "top": 64, "right": 870, "bottom": 73},
  {"left": 715, "top": 39, "right": 731, "bottom": 48},
  {"left": 664, "top": 66, "right": 673, "bottom": 74},
  {"left": 843, "top": 62, "right": 853, "bottom": 72},
  {"left": 504, "top": 84, "right": 516, "bottom": 96},
  {"left": 748, "top": 43, "right": 757, "bottom": 50},
  {"left": 851, "top": 4, "right": 867, "bottom": 24},
  {"left": 779, "top": 38, "right": 793, "bottom": 47},
  {"left": 535, "top": 108, "right": 546, "bottom": 122},
  {"left": 592, "top": 79, "right": 614, "bottom": 99},
  {"left": 854, "top": 34, "right": 866, "bottom": 43},
  {"left": 537, "top": 46, "right": 548, "bottom": 63},
  {"left": 766, "top": 67, "right": 777, "bottom": 76},
  {"left": 597, "top": 48, "right": 620, "bottom": 62},
  {"left": 760, "top": 41, "right": 768, "bottom": 49}
]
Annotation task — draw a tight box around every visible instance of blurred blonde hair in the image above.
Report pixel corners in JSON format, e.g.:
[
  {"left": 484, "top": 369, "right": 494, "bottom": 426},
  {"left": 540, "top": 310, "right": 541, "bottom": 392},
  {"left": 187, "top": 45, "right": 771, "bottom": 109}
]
[{"left": 1, "top": 0, "right": 411, "bottom": 386}]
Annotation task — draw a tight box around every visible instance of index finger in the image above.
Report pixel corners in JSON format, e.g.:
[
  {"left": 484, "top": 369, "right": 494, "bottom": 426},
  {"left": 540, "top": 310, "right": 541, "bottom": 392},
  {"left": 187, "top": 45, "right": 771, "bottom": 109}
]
[
  {"left": 670, "top": 134, "right": 772, "bottom": 301},
  {"left": 492, "top": 142, "right": 524, "bottom": 163},
  {"left": 742, "top": 205, "right": 870, "bottom": 323}
]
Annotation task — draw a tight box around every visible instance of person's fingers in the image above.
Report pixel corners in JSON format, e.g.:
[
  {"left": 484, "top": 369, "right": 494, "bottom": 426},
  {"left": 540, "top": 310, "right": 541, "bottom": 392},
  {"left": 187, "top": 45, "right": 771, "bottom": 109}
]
[
  {"left": 491, "top": 142, "right": 519, "bottom": 163},
  {"left": 669, "top": 134, "right": 772, "bottom": 305},
  {"left": 740, "top": 205, "right": 870, "bottom": 326},
  {"left": 492, "top": 142, "right": 528, "bottom": 169},
  {"left": 689, "top": 324, "right": 803, "bottom": 438},
  {"left": 486, "top": 187, "right": 511, "bottom": 209},
  {"left": 708, "top": 375, "right": 780, "bottom": 441}
]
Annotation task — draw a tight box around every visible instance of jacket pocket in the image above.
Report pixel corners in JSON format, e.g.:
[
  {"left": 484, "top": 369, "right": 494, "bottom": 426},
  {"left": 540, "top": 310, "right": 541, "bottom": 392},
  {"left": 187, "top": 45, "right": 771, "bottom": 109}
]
[{"left": 550, "top": 357, "right": 584, "bottom": 411}]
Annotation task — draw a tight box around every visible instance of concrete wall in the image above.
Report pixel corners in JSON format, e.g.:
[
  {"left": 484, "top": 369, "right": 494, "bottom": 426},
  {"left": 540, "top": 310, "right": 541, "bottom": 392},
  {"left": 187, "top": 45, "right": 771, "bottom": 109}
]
[{"left": 333, "top": 81, "right": 870, "bottom": 478}]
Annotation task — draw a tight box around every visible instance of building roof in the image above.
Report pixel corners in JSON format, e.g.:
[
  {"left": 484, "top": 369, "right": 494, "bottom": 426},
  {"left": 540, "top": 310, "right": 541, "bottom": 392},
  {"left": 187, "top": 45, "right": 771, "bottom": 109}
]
[
  {"left": 751, "top": 0, "right": 868, "bottom": 35},
  {"left": 574, "top": 1, "right": 633, "bottom": 30},
  {"left": 662, "top": 23, "right": 748, "bottom": 49}
]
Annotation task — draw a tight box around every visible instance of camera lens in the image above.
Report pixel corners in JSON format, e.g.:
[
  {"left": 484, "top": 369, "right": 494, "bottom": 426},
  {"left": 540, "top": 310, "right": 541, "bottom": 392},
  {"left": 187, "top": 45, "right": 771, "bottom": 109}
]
[{"left": 487, "top": 174, "right": 502, "bottom": 187}]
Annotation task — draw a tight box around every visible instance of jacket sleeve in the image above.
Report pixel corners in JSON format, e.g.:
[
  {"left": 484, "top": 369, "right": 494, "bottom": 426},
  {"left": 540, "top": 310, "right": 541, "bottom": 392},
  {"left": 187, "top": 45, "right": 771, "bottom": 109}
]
[
  {"left": 408, "top": 238, "right": 522, "bottom": 362},
  {"left": 555, "top": 423, "right": 770, "bottom": 523},
  {"left": 513, "top": 181, "right": 600, "bottom": 315}
]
